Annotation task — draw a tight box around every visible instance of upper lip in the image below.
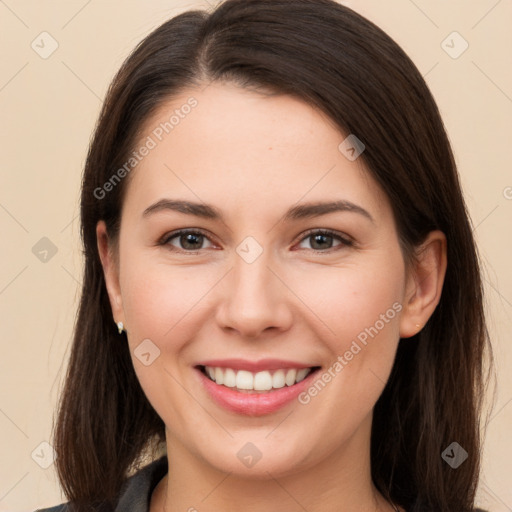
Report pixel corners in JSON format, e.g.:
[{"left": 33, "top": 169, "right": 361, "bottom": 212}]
[{"left": 195, "top": 358, "right": 319, "bottom": 373}]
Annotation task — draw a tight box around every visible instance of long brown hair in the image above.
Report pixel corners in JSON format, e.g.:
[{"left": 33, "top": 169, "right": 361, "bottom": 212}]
[{"left": 52, "top": 1, "right": 494, "bottom": 510}]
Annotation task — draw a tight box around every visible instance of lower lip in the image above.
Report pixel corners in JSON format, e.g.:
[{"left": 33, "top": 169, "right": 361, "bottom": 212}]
[{"left": 195, "top": 367, "right": 319, "bottom": 416}]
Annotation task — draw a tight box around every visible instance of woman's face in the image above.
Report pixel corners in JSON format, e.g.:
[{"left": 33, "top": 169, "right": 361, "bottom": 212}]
[{"left": 99, "top": 82, "right": 419, "bottom": 478}]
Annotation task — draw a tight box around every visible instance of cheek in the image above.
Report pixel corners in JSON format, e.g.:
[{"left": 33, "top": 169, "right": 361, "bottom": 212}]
[
  {"left": 298, "top": 259, "right": 404, "bottom": 346},
  {"left": 118, "top": 257, "right": 213, "bottom": 425},
  {"left": 119, "top": 255, "right": 217, "bottom": 340}
]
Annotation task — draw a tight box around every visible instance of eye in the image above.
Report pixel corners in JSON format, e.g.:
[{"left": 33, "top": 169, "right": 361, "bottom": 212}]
[
  {"left": 159, "top": 228, "right": 353, "bottom": 254},
  {"left": 160, "top": 229, "right": 215, "bottom": 253},
  {"left": 296, "top": 229, "right": 353, "bottom": 252}
]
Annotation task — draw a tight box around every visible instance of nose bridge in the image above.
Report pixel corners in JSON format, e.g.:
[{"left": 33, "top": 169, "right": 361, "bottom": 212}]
[
  {"left": 233, "top": 246, "right": 273, "bottom": 301},
  {"left": 216, "top": 239, "right": 292, "bottom": 337}
]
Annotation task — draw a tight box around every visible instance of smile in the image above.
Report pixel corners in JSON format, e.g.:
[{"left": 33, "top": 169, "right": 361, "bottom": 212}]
[
  {"left": 200, "top": 365, "right": 315, "bottom": 392},
  {"left": 194, "top": 361, "right": 322, "bottom": 416}
]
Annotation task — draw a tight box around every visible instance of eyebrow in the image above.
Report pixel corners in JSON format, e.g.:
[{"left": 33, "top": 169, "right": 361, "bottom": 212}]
[{"left": 142, "top": 198, "right": 374, "bottom": 224}]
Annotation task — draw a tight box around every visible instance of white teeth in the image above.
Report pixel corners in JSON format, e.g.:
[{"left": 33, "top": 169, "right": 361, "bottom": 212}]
[
  {"left": 272, "top": 369, "right": 286, "bottom": 389},
  {"left": 254, "top": 371, "right": 273, "bottom": 391},
  {"left": 203, "top": 366, "right": 314, "bottom": 390},
  {"left": 295, "top": 368, "right": 310, "bottom": 382},
  {"left": 285, "top": 369, "right": 297, "bottom": 386},
  {"left": 236, "top": 370, "right": 254, "bottom": 390},
  {"left": 214, "top": 367, "right": 224, "bottom": 385},
  {"left": 223, "top": 368, "right": 237, "bottom": 388}
]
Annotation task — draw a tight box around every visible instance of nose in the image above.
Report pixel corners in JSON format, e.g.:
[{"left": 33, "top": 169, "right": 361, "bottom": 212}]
[{"left": 215, "top": 248, "right": 293, "bottom": 339}]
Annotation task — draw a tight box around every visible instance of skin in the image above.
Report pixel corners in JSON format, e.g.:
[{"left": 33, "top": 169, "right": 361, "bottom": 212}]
[{"left": 97, "top": 82, "right": 447, "bottom": 512}]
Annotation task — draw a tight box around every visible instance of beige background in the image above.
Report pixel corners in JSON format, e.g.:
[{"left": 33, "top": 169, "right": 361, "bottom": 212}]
[{"left": 0, "top": 1, "right": 511, "bottom": 510}]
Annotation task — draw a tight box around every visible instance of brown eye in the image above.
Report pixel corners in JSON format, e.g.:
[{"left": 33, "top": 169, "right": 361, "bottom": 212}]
[
  {"left": 296, "top": 229, "right": 353, "bottom": 252},
  {"left": 161, "top": 229, "right": 214, "bottom": 252}
]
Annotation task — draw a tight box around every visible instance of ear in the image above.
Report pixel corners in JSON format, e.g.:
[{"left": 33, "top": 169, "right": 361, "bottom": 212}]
[
  {"left": 96, "top": 220, "right": 124, "bottom": 327},
  {"left": 399, "top": 230, "right": 447, "bottom": 338}
]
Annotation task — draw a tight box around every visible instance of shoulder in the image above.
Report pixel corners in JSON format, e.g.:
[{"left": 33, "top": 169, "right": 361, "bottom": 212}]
[{"left": 35, "top": 455, "right": 168, "bottom": 512}]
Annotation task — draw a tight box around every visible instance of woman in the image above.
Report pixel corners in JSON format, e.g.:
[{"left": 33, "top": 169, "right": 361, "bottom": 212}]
[{"left": 37, "top": 0, "right": 493, "bottom": 511}]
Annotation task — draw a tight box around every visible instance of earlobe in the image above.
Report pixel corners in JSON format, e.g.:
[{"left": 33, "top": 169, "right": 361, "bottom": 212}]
[
  {"left": 399, "top": 230, "right": 447, "bottom": 338},
  {"left": 96, "top": 220, "right": 124, "bottom": 324}
]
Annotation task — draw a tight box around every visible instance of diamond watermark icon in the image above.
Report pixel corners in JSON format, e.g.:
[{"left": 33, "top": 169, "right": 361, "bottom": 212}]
[
  {"left": 236, "top": 236, "right": 263, "bottom": 264},
  {"left": 32, "top": 236, "right": 58, "bottom": 263},
  {"left": 31, "top": 441, "right": 56, "bottom": 469},
  {"left": 441, "top": 31, "right": 469, "bottom": 59},
  {"left": 237, "top": 442, "right": 262, "bottom": 468},
  {"left": 134, "top": 339, "right": 161, "bottom": 366},
  {"left": 441, "top": 441, "right": 468, "bottom": 469},
  {"left": 338, "top": 134, "right": 365, "bottom": 161},
  {"left": 31, "top": 31, "right": 59, "bottom": 59}
]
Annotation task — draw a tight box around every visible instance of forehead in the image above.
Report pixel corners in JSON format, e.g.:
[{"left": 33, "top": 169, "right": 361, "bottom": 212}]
[{"left": 123, "top": 82, "right": 390, "bottom": 222}]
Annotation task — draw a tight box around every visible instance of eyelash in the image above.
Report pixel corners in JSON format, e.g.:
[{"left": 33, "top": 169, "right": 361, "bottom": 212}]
[{"left": 159, "top": 228, "right": 354, "bottom": 254}]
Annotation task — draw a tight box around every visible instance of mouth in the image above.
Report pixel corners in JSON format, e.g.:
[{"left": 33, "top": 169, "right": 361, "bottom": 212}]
[
  {"left": 194, "top": 363, "right": 322, "bottom": 415},
  {"left": 196, "top": 365, "right": 321, "bottom": 393}
]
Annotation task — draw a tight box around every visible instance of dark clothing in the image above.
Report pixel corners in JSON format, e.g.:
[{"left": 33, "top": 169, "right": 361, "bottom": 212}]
[{"left": 36, "top": 455, "right": 168, "bottom": 512}]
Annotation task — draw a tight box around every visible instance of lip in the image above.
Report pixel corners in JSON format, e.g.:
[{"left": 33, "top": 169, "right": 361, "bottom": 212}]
[
  {"left": 194, "top": 364, "right": 321, "bottom": 416},
  {"left": 195, "top": 358, "right": 316, "bottom": 372}
]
